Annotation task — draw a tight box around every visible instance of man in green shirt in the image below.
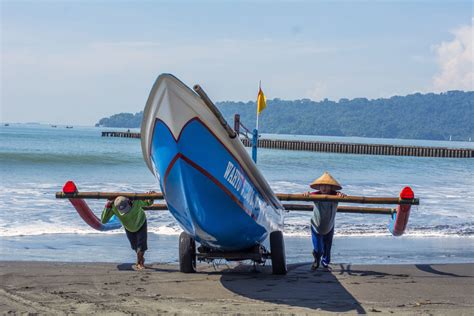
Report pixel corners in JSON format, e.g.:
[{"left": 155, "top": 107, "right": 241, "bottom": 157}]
[{"left": 102, "top": 195, "right": 154, "bottom": 270}]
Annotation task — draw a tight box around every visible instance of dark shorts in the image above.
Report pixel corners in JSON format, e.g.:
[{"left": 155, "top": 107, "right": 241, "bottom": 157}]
[{"left": 125, "top": 220, "right": 148, "bottom": 253}]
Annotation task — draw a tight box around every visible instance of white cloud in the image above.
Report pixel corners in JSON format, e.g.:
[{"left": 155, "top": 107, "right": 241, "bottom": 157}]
[
  {"left": 305, "top": 81, "right": 328, "bottom": 101},
  {"left": 433, "top": 20, "right": 473, "bottom": 91}
]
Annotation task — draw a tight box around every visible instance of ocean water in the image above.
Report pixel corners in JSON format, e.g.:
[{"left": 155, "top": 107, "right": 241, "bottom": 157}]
[{"left": 1, "top": 124, "right": 473, "bottom": 264}]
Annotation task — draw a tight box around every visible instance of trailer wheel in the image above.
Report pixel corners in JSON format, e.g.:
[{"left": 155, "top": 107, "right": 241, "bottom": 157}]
[
  {"left": 270, "top": 231, "right": 287, "bottom": 275},
  {"left": 179, "top": 232, "right": 196, "bottom": 273}
]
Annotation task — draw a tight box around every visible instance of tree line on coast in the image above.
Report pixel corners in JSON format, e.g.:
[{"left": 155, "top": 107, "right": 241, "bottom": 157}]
[{"left": 95, "top": 90, "right": 473, "bottom": 141}]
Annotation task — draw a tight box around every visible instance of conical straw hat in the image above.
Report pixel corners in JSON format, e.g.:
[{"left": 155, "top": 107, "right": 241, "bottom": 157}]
[{"left": 310, "top": 171, "right": 342, "bottom": 190}]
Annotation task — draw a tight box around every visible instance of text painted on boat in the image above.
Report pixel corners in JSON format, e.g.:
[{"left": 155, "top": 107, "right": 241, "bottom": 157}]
[{"left": 223, "top": 161, "right": 258, "bottom": 209}]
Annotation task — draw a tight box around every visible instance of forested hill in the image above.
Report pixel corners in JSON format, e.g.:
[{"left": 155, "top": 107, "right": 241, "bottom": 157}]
[{"left": 95, "top": 90, "right": 473, "bottom": 141}]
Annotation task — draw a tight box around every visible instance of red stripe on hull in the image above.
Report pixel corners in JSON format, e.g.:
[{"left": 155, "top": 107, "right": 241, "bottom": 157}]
[
  {"left": 151, "top": 117, "right": 276, "bottom": 208},
  {"left": 163, "top": 153, "right": 256, "bottom": 220}
]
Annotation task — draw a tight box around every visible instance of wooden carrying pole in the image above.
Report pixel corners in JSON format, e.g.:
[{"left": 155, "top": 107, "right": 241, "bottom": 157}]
[
  {"left": 56, "top": 191, "right": 417, "bottom": 205},
  {"left": 143, "top": 203, "right": 394, "bottom": 215},
  {"left": 143, "top": 204, "right": 168, "bottom": 210},
  {"left": 276, "top": 193, "right": 419, "bottom": 205},
  {"left": 283, "top": 204, "right": 394, "bottom": 215},
  {"left": 56, "top": 192, "right": 164, "bottom": 200}
]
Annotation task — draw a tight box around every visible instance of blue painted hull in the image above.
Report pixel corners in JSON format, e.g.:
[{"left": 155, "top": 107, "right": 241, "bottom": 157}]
[{"left": 142, "top": 74, "right": 284, "bottom": 251}]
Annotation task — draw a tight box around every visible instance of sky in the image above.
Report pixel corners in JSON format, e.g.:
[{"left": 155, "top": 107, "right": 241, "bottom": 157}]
[{"left": 1, "top": 0, "right": 473, "bottom": 125}]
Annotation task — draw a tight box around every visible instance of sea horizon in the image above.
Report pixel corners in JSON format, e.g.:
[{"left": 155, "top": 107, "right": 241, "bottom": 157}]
[{"left": 3, "top": 122, "right": 474, "bottom": 148}]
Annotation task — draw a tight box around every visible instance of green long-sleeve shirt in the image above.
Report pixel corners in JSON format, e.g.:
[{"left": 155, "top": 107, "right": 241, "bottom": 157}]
[{"left": 101, "top": 199, "right": 152, "bottom": 232}]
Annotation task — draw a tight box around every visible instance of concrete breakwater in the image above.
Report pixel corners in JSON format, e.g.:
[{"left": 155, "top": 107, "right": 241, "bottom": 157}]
[
  {"left": 101, "top": 131, "right": 473, "bottom": 158},
  {"left": 101, "top": 131, "right": 141, "bottom": 138},
  {"left": 241, "top": 138, "right": 473, "bottom": 158}
]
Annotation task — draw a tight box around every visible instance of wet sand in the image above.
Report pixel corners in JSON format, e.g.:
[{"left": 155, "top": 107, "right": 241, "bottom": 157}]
[{"left": 1, "top": 261, "right": 472, "bottom": 314}]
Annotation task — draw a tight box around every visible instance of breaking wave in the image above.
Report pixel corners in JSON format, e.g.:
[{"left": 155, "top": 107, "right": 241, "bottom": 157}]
[{"left": 0, "top": 152, "right": 142, "bottom": 165}]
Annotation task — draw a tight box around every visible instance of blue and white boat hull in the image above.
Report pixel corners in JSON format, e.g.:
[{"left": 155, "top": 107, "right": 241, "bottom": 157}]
[{"left": 141, "top": 74, "right": 284, "bottom": 251}]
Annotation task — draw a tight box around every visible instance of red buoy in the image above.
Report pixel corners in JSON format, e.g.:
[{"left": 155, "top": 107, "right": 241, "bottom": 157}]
[
  {"left": 62, "top": 181, "right": 121, "bottom": 231},
  {"left": 62, "top": 181, "right": 78, "bottom": 194},
  {"left": 389, "top": 186, "right": 414, "bottom": 236}
]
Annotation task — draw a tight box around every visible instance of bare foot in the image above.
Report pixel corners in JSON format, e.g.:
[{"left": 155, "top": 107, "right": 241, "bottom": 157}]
[{"left": 137, "top": 251, "right": 145, "bottom": 266}]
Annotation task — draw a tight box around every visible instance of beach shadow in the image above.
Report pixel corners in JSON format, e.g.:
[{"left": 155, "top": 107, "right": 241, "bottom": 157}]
[
  {"left": 116, "top": 263, "right": 176, "bottom": 273},
  {"left": 415, "top": 264, "right": 470, "bottom": 278},
  {"left": 337, "top": 264, "right": 409, "bottom": 278},
  {"left": 219, "top": 262, "right": 366, "bottom": 313},
  {"left": 116, "top": 263, "right": 136, "bottom": 271}
]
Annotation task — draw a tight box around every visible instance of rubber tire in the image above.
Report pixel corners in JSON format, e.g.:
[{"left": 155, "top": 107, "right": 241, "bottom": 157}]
[
  {"left": 179, "top": 232, "right": 196, "bottom": 273},
  {"left": 270, "top": 231, "right": 287, "bottom": 275}
]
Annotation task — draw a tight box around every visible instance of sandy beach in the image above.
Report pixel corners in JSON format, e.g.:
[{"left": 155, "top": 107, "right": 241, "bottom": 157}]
[{"left": 1, "top": 261, "right": 472, "bottom": 314}]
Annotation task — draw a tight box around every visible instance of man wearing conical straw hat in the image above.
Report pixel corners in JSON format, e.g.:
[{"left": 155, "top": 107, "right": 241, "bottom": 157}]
[{"left": 304, "top": 171, "right": 345, "bottom": 271}]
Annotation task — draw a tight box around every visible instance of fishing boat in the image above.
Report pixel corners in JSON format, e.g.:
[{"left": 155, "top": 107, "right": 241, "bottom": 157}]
[
  {"left": 55, "top": 74, "right": 419, "bottom": 274},
  {"left": 141, "top": 74, "right": 287, "bottom": 274}
]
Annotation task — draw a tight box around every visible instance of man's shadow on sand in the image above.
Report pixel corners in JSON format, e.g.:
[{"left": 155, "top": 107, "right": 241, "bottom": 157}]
[
  {"left": 415, "top": 264, "right": 469, "bottom": 278},
  {"left": 219, "top": 262, "right": 367, "bottom": 314},
  {"left": 116, "top": 263, "right": 177, "bottom": 273}
]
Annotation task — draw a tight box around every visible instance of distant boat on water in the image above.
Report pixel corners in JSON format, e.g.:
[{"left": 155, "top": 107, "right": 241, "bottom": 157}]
[
  {"left": 51, "top": 125, "right": 57, "bottom": 128},
  {"left": 4, "top": 123, "right": 9, "bottom": 126},
  {"left": 66, "top": 126, "right": 73, "bottom": 129}
]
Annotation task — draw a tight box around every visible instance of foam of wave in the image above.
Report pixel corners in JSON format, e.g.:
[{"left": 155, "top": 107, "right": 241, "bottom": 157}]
[
  {"left": 148, "top": 226, "right": 182, "bottom": 235},
  {"left": 283, "top": 227, "right": 474, "bottom": 238},
  {"left": 3, "top": 224, "right": 472, "bottom": 238},
  {"left": 1, "top": 177, "right": 473, "bottom": 238},
  {"left": 270, "top": 181, "right": 307, "bottom": 192},
  {"left": 3, "top": 211, "right": 471, "bottom": 238},
  {"left": 0, "top": 221, "right": 183, "bottom": 237},
  {"left": 0, "top": 223, "right": 122, "bottom": 237}
]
